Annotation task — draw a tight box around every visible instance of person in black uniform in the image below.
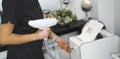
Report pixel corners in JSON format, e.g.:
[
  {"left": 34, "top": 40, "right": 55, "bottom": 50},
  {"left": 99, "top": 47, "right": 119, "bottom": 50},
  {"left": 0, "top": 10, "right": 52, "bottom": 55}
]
[{"left": 0, "top": 0, "right": 71, "bottom": 59}]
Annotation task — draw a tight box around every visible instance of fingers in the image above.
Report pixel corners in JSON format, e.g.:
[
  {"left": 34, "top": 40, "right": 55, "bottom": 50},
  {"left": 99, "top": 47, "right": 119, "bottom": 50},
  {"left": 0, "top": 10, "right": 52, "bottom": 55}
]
[
  {"left": 58, "top": 43, "right": 64, "bottom": 49},
  {"left": 56, "top": 37, "right": 71, "bottom": 53},
  {"left": 35, "top": 28, "right": 51, "bottom": 39},
  {"left": 63, "top": 41, "right": 71, "bottom": 53},
  {"left": 60, "top": 40, "right": 71, "bottom": 53},
  {"left": 41, "top": 30, "right": 49, "bottom": 38},
  {"left": 62, "top": 43, "right": 71, "bottom": 54}
]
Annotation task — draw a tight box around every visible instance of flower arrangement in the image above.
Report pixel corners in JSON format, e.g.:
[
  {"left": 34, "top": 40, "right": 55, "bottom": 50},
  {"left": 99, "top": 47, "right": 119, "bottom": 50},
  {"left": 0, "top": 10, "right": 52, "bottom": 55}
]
[{"left": 50, "top": 8, "right": 77, "bottom": 25}]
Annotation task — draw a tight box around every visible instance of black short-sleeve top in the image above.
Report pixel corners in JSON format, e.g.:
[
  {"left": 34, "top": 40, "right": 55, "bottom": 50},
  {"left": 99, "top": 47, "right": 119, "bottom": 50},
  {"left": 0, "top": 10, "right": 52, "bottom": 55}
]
[
  {"left": 1, "top": 0, "right": 43, "bottom": 34},
  {"left": 1, "top": 0, "right": 44, "bottom": 58}
]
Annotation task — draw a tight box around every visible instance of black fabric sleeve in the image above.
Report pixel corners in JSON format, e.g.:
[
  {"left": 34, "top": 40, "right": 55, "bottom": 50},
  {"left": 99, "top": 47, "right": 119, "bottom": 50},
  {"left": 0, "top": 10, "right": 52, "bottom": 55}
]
[{"left": 1, "top": 0, "right": 22, "bottom": 26}]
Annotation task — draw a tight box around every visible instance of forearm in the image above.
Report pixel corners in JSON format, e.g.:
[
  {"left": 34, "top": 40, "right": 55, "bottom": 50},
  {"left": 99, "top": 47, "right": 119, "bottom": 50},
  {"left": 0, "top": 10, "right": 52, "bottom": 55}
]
[
  {"left": 0, "top": 33, "right": 38, "bottom": 45},
  {"left": 0, "top": 22, "right": 50, "bottom": 45},
  {"left": 0, "top": 22, "right": 41, "bottom": 45},
  {"left": 49, "top": 29, "right": 59, "bottom": 42},
  {"left": 49, "top": 30, "right": 57, "bottom": 39}
]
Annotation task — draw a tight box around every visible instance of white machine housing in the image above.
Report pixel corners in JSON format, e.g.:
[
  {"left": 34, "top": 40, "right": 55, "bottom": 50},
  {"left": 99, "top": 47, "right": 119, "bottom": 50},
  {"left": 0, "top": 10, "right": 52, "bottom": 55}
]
[{"left": 69, "top": 20, "right": 120, "bottom": 59}]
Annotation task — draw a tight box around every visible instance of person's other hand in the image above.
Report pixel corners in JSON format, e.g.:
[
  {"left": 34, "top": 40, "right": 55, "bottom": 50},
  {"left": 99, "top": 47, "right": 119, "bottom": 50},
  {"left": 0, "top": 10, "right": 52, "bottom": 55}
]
[
  {"left": 35, "top": 28, "right": 50, "bottom": 39},
  {"left": 55, "top": 37, "right": 71, "bottom": 54}
]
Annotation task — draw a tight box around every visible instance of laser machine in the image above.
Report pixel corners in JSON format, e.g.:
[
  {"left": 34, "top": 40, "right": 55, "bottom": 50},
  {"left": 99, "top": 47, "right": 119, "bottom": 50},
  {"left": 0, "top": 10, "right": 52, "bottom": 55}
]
[{"left": 28, "top": 19, "right": 120, "bottom": 59}]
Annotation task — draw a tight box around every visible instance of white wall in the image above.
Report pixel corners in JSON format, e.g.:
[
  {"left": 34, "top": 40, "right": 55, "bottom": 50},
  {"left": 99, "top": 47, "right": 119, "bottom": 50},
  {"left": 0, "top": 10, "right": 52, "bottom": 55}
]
[
  {"left": 38, "top": 0, "right": 62, "bottom": 10},
  {"left": 114, "top": 0, "right": 120, "bottom": 53},
  {"left": 114, "top": 0, "right": 120, "bottom": 36},
  {"left": 89, "top": 0, "right": 98, "bottom": 20},
  {"left": 97, "top": 0, "right": 115, "bottom": 33}
]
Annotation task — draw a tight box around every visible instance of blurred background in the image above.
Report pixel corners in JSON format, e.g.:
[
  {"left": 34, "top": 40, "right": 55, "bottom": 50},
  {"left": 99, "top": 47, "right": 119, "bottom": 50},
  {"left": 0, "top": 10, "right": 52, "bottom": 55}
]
[{"left": 0, "top": 0, "right": 120, "bottom": 59}]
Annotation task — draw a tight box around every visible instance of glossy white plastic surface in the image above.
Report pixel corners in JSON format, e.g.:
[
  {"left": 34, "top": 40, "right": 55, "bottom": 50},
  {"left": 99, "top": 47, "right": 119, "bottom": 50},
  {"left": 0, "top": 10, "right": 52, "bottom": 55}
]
[{"left": 28, "top": 18, "right": 58, "bottom": 29}]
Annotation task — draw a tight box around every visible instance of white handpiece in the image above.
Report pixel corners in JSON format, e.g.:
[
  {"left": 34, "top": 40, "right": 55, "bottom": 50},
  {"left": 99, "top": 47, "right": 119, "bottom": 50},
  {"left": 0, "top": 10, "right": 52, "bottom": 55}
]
[
  {"left": 28, "top": 18, "right": 58, "bottom": 59},
  {"left": 28, "top": 18, "right": 58, "bottom": 29}
]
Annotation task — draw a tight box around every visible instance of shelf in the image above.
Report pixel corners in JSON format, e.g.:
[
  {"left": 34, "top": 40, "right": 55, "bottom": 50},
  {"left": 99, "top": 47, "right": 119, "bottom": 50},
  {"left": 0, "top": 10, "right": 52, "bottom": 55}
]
[{"left": 51, "top": 20, "right": 86, "bottom": 35}]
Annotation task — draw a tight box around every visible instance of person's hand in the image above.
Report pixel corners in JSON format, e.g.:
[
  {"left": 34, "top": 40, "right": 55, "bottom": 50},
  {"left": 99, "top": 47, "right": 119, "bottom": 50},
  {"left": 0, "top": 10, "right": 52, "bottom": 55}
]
[
  {"left": 35, "top": 28, "right": 50, "bottom": 40},
  {"left": 55, "top": 37, "right": 71, "bottom": 54}
]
